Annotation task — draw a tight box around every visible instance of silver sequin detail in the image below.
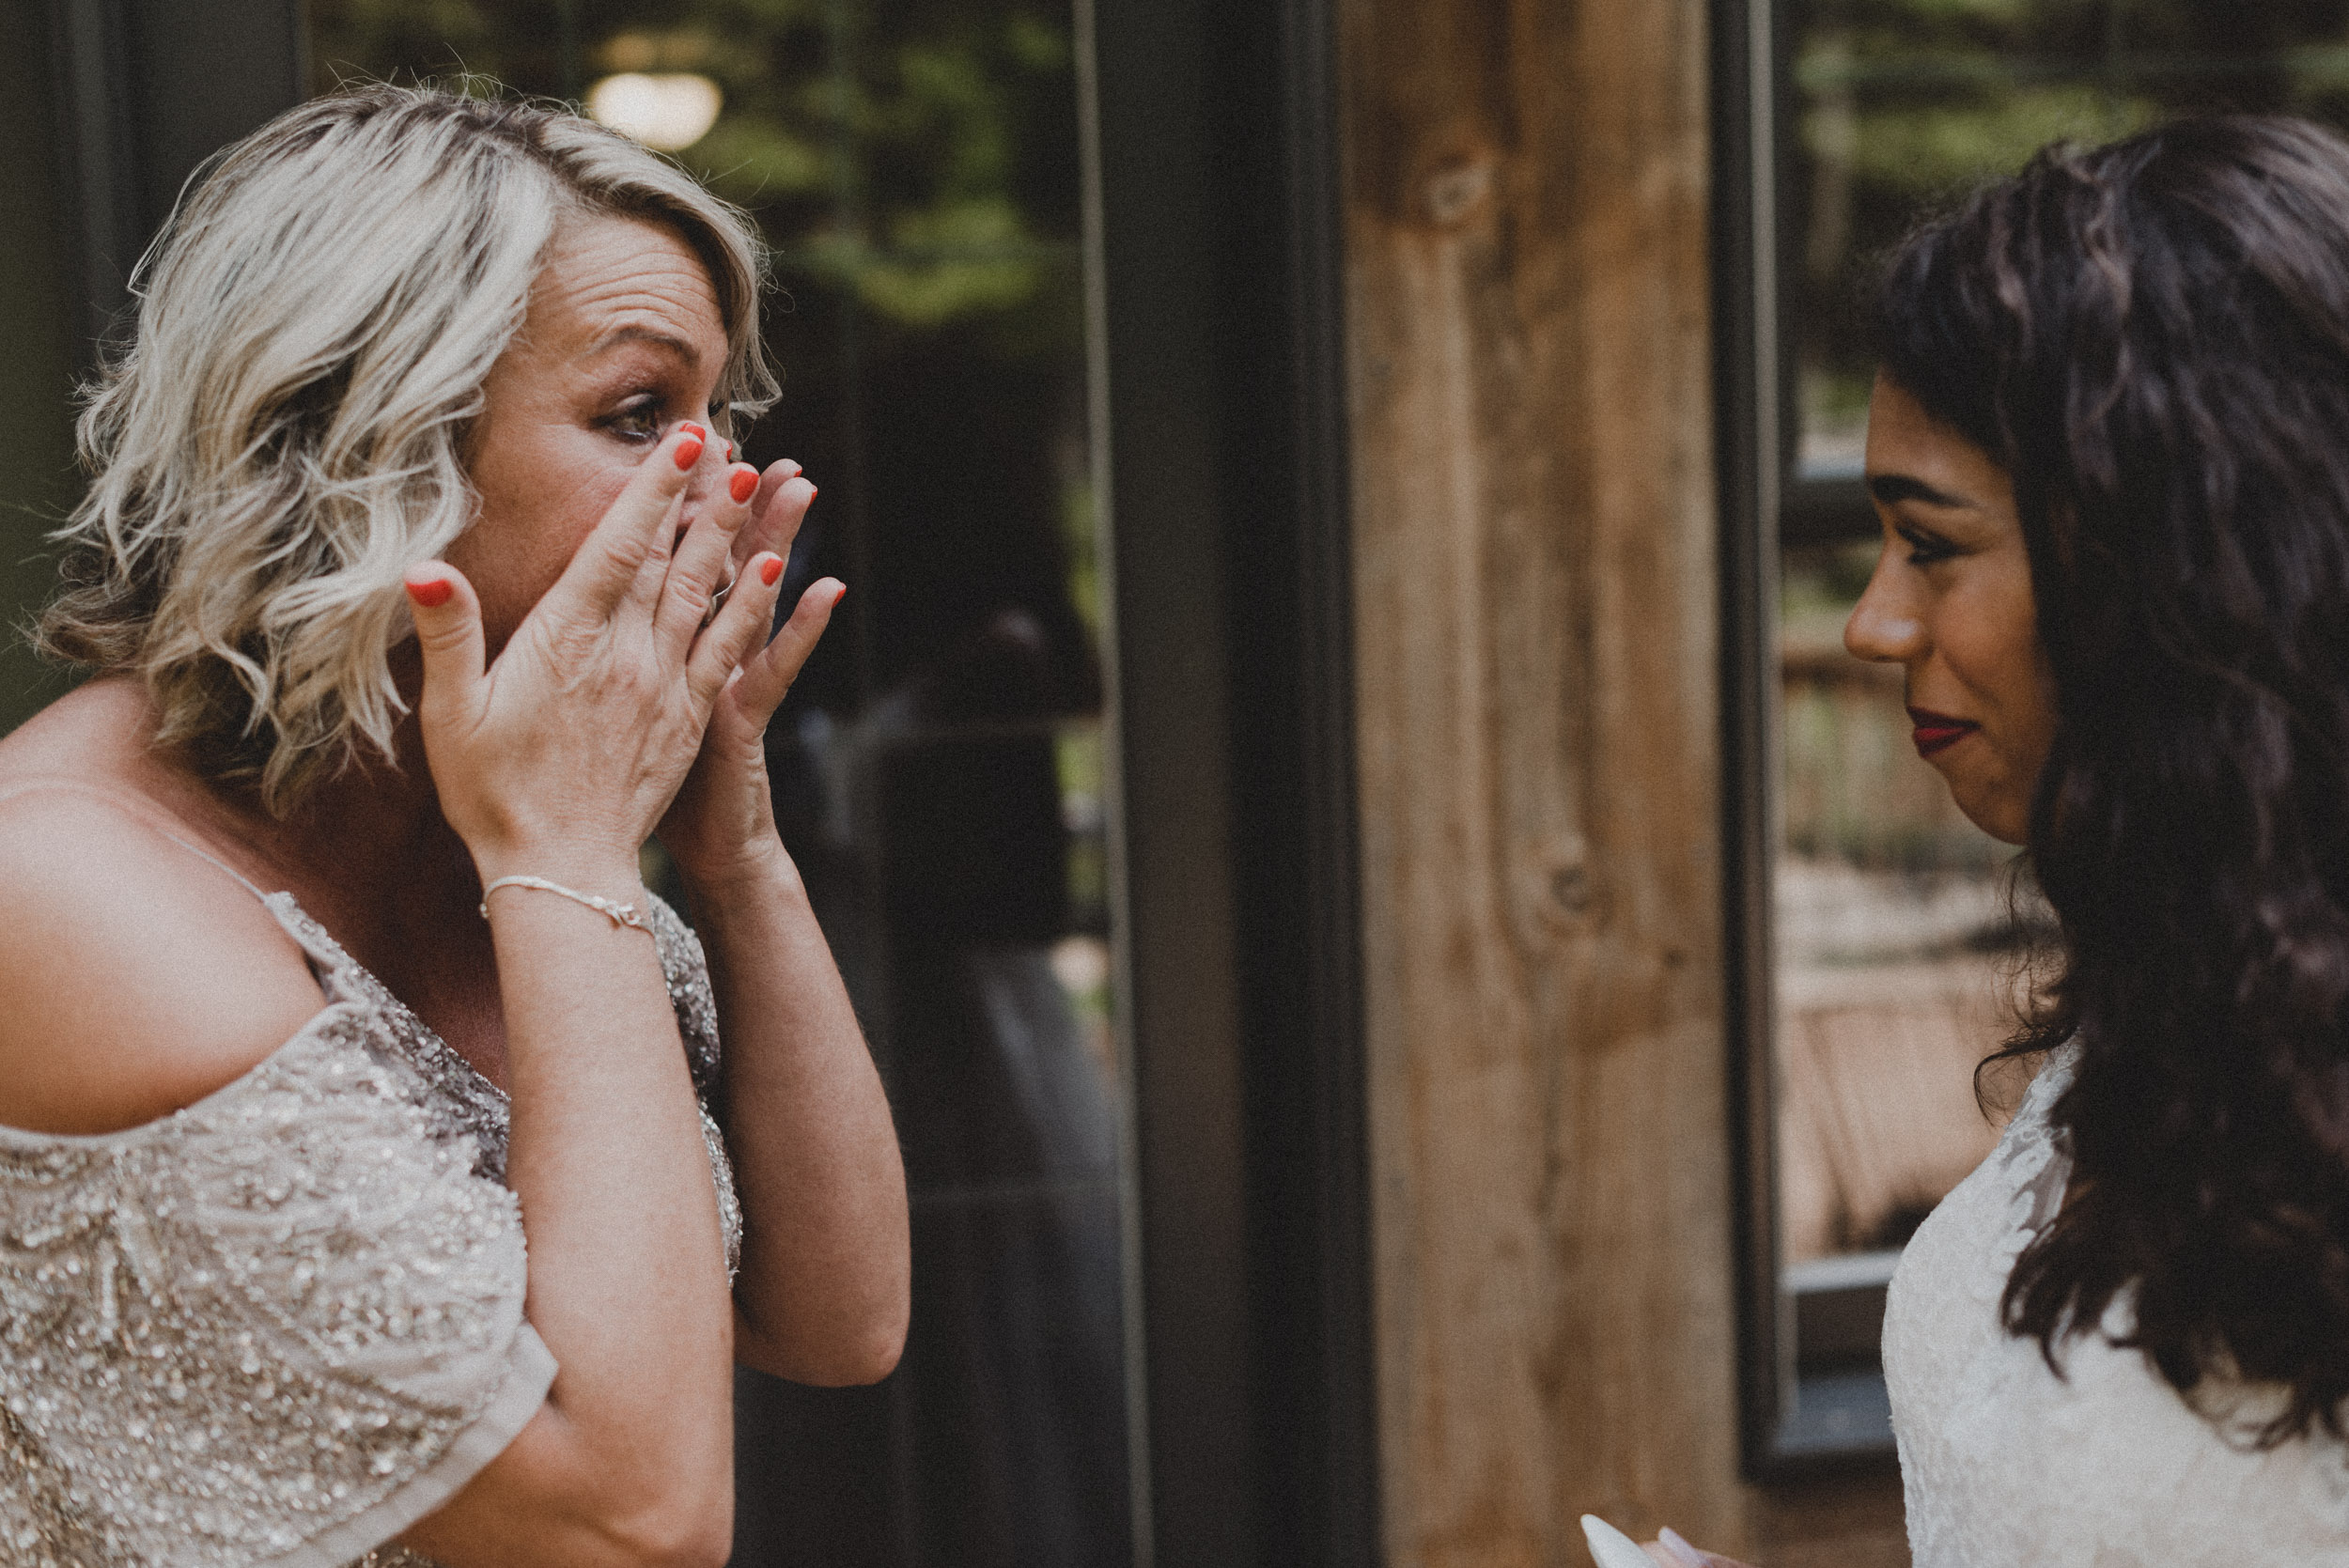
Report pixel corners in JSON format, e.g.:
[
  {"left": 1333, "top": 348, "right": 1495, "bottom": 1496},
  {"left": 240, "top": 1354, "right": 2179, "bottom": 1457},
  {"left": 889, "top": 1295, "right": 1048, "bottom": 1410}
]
[{"left": 0, "top": 890, "right": 737, "bottom": 1568}]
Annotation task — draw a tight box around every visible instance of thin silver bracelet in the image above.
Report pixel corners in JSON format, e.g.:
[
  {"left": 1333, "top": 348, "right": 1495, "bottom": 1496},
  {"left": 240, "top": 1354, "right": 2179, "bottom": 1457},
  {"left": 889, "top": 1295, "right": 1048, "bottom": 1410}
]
[{"left": 478, "top": 875, "right": 653, "bottom": 935}]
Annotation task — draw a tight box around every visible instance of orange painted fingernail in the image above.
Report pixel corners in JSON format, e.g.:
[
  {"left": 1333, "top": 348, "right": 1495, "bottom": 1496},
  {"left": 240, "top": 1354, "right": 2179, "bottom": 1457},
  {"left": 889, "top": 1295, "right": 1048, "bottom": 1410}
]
[
  {"left": 674, "top": 437, "right": 704, "bottom": 470},
  {"left": 759, "top": 554, "right": 784, "bottom": 587},
  {"left": 679, "top": 422, "right": 708, "bottom": 441},
  {"left": 729, "top": 466, "right": 758, "bottom": 504},
  {"left": 405, "top": 577, "right": 453, "bottom": 609}
]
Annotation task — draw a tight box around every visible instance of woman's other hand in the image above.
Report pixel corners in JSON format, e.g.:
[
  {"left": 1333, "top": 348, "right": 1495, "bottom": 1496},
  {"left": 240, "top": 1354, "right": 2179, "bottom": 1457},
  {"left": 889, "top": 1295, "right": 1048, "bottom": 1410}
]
[
  {"left": 403, "top": 422, "right": 790, "bottom": 882},
  {"left": 656, "top": 458, "right": 841, "bottom": 890},
  {"left": 646, "top": 455, "right": 909, "bottom": 1387}
]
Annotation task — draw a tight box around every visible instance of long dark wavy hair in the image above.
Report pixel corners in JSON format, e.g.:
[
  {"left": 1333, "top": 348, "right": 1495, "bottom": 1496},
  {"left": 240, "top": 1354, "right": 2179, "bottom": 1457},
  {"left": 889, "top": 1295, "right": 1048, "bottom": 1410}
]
[{"left": 1874, "top": 116, "right": 2349, "bottom": 1446}]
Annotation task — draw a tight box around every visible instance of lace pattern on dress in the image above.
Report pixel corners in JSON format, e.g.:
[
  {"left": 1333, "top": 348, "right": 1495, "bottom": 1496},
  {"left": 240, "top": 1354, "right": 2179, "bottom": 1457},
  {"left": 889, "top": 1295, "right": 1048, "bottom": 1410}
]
[
  {"left": 0, "top": 889, "right": 735, "bottom": 1568},
  {"left": 1883, "top": 1044, "right": 2349, "bottom": 1566}
]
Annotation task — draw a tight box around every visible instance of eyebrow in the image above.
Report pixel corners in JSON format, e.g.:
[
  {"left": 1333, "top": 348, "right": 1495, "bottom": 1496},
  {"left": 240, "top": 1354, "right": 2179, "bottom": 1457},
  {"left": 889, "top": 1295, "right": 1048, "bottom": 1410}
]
[
  {"left": 1866, "top": 473, "right": 1976, "bottom": 510},
  {"left": 582, "top": 325, "right": 704, "bottom": 371}
]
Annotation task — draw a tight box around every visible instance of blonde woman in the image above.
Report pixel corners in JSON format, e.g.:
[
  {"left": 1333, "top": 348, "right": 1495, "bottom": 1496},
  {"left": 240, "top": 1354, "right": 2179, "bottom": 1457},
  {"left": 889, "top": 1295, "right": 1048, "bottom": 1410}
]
[{"left": 0, "top": 87, "right": 908, "bottom": 1568}]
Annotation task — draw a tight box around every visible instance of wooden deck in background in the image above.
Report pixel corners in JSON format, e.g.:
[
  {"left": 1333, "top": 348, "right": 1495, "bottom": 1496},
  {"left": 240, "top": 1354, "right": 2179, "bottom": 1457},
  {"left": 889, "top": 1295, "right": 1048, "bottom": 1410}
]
[{"left": 1778, "top": 956, "right": 2015, "bottom": 1264}]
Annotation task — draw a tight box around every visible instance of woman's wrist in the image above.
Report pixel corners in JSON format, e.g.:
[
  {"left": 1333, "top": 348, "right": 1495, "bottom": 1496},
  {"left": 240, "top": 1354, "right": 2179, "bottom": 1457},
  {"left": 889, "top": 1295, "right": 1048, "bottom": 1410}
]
[
  {"left": 671, "top": 833, "right": 805, "bottom": 914},
  {"left": 469, "top": 837, "right": 647, "bottom": 905}
]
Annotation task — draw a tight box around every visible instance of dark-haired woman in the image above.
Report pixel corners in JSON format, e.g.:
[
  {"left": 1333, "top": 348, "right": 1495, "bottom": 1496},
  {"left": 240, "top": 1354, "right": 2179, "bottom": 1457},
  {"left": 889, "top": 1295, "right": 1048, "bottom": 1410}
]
[
  {"left": 1859, "top": 113, "right": 2349, "bottom": 1565},
  {"left": 1650, "top": 116, "right": 2349, "bottom": 1567}
]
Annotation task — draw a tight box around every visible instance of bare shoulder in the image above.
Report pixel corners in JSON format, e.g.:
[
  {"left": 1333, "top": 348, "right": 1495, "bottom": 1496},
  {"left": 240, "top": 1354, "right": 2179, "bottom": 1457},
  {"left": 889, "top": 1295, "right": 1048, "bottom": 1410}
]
[{"left": 0, "top": 782, "right": 328, "bottom": 1136}]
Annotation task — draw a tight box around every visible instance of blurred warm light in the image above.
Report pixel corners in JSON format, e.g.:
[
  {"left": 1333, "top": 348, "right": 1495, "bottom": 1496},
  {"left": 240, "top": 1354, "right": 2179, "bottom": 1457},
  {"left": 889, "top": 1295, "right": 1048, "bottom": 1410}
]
[{"left": 586, "top": 72, "right": 722, "bottom": 151}]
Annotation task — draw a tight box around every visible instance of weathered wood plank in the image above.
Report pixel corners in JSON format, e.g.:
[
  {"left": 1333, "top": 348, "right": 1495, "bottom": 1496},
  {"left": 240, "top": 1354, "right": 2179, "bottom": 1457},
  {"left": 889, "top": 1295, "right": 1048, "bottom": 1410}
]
[{"left": 1342, "top": 0, "right": 1746, "bottom": 1558}]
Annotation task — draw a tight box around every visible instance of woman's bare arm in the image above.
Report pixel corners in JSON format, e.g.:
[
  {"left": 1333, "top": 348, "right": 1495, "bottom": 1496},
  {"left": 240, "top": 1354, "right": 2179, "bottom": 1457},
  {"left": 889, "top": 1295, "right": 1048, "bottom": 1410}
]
[
  {"left": 683, "top": 849, "right": 909, "bottom": 1385},
  {"left": 393, "top": 424, "right": 794, "bottom": 1568},
  {"left": 395, "top": 846, "right": 738, "bottom": 1568},
  {"left": 653, "top": 462, "right": 909, "bottom": 1386}
]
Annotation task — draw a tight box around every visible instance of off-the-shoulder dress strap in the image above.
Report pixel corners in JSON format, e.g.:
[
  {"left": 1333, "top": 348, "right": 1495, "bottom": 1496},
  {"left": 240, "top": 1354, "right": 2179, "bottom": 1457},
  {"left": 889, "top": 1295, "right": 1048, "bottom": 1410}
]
[
  {"left": 151, "top": 828, "right": 273, "bottom": 899},
  {"left": 0, "top": 777, "right": 278, "bottom": 900}
]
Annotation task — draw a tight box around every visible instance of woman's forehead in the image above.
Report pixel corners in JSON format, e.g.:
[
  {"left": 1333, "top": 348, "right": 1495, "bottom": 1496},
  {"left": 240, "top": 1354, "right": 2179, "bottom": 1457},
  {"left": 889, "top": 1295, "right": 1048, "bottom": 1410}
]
[
  {"left": 529, "top": 215, "right": 725, "bottom": 363},
  {"left": 1865, "top": 376, "right": 2009, "bottom": 507}
]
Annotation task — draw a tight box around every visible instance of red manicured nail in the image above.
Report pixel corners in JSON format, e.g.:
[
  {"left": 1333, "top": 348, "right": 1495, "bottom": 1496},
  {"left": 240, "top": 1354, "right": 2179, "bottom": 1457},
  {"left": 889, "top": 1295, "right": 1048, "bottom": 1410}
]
[
  {"left": 729, "top": 466, "right": 758, "bottom": 504},
  {"left": 830, "top": 582, "right": 847, "bottom": 607},
  {"left": 725, "top": 441, "right": 739, "bottom": 461},
  {"left": 759, "top": 554, "right": 784, "bottom": 587},
  {"left": 679, "top": 422, "right": 708, "bottom": 441},
  {"left": 405, "top": 577, "right": 453, "bottom": 609},
  {"left": 674, "top": 437, "right": 704, "bottom": 470}
]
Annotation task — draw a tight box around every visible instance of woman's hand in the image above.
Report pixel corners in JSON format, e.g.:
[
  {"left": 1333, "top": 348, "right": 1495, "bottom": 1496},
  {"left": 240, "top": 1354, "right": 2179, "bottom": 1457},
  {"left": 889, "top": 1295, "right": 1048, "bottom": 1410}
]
[
  {"left": 656, "top": 458, "right": 843, "bottom": 890},
  {"left": 403, "top": 424, "right": 793, "bottom": 880}
]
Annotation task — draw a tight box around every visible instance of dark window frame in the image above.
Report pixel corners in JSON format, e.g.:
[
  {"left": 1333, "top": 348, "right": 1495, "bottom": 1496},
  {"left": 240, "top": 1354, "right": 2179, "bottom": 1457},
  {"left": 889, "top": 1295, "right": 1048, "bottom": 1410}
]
[
  {"left": 1714, "top": 0, "right": 1904, "bottom": 1481},
  {"left": 1090, "top": 0, "right": 1382, "bottom": 1557}
]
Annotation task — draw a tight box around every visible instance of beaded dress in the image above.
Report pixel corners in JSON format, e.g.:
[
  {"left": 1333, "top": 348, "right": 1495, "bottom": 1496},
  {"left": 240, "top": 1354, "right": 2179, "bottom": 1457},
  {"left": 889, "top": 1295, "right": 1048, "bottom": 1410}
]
[
  {"left": 1883, "top": 1045, "right": 2349, "bottom": 1565},
  {"left": 0, "top": 879, "right": 740, "bottom": 1568}
]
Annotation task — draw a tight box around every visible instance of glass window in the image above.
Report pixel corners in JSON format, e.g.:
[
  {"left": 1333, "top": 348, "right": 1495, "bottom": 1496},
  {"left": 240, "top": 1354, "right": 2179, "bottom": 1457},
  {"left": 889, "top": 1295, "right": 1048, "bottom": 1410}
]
[
  {"left": 1739, "top": 0, "right": 2349, "bottom": 1464},
  {"left": 1791, "top": 0, "right": 2349, "bottom": 483},
  {"left": 305, "top": 4, "right": 1131, "bottom": 1559}
]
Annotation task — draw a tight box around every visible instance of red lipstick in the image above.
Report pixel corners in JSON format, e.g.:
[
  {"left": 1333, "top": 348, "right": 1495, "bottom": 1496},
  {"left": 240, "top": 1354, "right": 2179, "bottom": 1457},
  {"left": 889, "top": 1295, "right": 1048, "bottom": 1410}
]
[{"left": 1907, "top": 706, "right": 1977, "bottom": 758}]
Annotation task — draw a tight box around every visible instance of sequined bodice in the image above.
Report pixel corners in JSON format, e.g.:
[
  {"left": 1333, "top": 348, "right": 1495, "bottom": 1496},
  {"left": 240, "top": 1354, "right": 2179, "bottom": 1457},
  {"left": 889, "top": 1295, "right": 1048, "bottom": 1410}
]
[{"left": 0, "top": 889, "right": 737, "bottom": 1568}]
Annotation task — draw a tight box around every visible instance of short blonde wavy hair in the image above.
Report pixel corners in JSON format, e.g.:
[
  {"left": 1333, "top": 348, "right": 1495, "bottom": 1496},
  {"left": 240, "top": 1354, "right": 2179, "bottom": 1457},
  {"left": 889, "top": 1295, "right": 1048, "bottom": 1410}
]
[{"left": 38, "top": 85, "right": 777, "bottom": 812}]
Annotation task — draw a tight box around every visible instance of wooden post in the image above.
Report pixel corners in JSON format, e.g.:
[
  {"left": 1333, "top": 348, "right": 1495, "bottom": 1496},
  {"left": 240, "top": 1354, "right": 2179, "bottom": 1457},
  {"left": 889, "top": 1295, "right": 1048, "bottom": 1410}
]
[{"left": 1341, "top": 0, "right": 1747, "bottom": 1559}]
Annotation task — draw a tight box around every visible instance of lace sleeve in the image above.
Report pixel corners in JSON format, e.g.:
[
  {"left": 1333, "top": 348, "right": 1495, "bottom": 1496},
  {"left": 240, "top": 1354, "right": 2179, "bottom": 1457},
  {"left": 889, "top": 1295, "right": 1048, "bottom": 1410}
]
[{"left": 0, "top": 1015, "right": 555, "bottom": 1568}]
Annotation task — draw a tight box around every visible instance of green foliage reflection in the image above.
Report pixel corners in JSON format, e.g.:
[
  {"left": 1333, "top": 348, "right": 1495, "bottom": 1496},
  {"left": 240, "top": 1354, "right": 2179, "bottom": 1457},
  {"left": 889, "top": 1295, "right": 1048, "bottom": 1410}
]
[
  {"left": 1791, "top": 0, "right": 2349, "bottom": 473},
  {"left": 307, "top": 0, "right": 1080, "bottom": 334}
]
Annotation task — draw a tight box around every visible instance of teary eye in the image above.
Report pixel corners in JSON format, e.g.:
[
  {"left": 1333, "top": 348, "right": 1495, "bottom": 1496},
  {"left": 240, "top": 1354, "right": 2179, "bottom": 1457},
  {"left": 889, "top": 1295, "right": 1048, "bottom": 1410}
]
[{"left": 605, "top": 395, "right": 664, "bottom": 443}]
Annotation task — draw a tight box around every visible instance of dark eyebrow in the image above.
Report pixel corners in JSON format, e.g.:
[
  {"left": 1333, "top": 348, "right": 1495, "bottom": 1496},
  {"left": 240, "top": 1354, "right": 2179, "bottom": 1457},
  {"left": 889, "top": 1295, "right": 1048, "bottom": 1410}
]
[
  {"left": 1867, "top": 473, "right": 1976, "bottom": 510},
  {"left": 583, "top": 325, "right": 703, "bottom": 371}
]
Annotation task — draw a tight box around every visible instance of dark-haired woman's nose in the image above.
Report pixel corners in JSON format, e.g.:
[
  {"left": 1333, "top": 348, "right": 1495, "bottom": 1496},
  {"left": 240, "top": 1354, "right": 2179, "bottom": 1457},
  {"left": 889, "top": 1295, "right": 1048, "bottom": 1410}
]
[{"left": 1844, "top": 556, "right": 1927, "bottom": 665}]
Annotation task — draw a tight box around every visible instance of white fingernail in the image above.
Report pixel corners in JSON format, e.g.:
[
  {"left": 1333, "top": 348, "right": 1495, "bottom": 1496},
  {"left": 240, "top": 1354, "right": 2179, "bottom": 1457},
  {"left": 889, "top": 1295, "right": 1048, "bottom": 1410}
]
[{"left": 1657, "top": 1527, "right": 1708, "bottom": 1567}]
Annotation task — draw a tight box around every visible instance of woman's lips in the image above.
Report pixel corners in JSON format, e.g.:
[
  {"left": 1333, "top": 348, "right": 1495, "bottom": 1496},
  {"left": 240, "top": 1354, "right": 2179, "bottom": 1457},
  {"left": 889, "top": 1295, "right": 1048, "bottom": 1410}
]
[{"left": 1907, "top": 706, "right": 1978, "bottom": 758}]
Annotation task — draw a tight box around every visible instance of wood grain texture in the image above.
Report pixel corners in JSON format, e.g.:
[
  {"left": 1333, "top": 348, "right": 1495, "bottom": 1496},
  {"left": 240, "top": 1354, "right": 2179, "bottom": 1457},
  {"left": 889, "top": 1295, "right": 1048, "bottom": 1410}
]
[{"left": 1341, "top": 0, "right": 1743, "bottom": 1558}]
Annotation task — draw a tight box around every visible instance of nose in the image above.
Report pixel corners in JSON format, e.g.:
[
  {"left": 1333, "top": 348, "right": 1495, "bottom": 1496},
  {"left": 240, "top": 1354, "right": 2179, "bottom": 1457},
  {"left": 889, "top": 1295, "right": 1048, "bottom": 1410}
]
[{"left": 1844, "top": 548, "right": 1926, "bottom": 664}]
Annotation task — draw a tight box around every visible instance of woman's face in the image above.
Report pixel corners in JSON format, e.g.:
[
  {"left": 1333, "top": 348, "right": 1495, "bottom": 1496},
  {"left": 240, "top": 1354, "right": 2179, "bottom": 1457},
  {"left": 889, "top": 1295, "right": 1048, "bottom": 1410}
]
[
  {"left": 1844, "top": 374, "right": 2059, "bottom": 845},
  {"left": 455, "top": 213, "right": 733, "bottom": 651}
]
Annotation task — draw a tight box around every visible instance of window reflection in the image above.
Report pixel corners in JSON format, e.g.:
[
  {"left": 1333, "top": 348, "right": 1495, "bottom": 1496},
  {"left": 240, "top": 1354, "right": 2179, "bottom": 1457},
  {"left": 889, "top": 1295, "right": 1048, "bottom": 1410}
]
[
  {"left": 1775, "top": 540, "right": 2021, "bottom": 1277},
  {"left": 1776, "top": 0, "right": 2349, "bottom": 1305},
  {"left": 1790, "top": 0, "right": 2349, "bottom": 482},
  {"left": 306, "top": 5, "right": 1128, "bottom": 1563}
]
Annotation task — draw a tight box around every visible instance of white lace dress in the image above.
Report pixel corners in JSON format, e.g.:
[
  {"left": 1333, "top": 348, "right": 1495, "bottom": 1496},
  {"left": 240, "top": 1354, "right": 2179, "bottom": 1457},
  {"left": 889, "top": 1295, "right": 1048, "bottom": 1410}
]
[
  {"left": 1883, "top": 1046, "right": 2349, "bottom": 1564},
  {"left": 0, "top": 889, "right": 739, "bottom": 1568}
]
